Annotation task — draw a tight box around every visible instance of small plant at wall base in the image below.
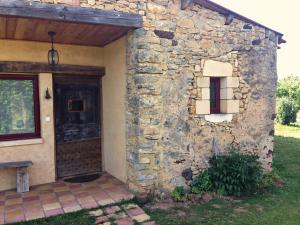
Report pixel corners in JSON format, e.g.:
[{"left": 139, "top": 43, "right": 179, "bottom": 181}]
[
  {"left": 190, "top": 170, "right": 213, "bottom": 194},
  {"left": 208, "top": 150, "right": 263, "bottom": 196},
  {"left": 171, "top": 186, "right": 185, "bottom": 202},
  {"left": 276, "top": 97, "right": 298, "bottom": 125}
]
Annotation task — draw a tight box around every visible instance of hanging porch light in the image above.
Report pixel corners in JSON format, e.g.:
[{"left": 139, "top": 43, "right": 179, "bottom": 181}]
[{"left": 48, "top": 31, "right": 59, "bottom": 68}]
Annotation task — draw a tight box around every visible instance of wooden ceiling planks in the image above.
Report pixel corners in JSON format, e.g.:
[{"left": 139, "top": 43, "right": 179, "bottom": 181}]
[
  {"left": 0, "top": 0, "right": 142, "bottom": 47},
  {"left": 0, "top": 16, "right": 133, "bottom": 47}
]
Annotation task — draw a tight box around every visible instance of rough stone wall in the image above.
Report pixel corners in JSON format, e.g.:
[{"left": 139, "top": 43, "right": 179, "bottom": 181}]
[{"left": 37, "top": 0, "right": 278, "bottom": 193}]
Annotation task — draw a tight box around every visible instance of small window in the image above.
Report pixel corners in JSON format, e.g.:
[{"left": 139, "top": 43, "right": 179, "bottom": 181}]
[
  {"left": 210, "top": 78, "right": 221, "bottom": 114},
  {"left": 0, "top": 75, "right": 40, "bottom": 141},
  {"left": 67, "top": 99, "right": 87, "bottom": 112}
]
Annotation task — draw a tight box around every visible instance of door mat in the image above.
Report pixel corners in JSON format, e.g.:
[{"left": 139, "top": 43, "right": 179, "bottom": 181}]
[{"left": 64, "top": 173, "right": 100, "bottom": 183}]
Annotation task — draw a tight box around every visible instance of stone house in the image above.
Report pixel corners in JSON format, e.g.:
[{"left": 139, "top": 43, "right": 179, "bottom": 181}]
[{"left": 0, "top": 0, "right": 285, "bottom": 193}]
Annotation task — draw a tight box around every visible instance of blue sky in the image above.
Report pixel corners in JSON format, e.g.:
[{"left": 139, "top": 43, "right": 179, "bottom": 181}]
[{"left": 213, "top": 0, "right": 300, "bottom": 79}]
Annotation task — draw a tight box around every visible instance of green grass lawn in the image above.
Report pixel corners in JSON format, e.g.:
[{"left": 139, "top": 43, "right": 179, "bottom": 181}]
[
  {"left": 13, "top": 123, "right": 300, "bottom": 225},
  {"left": 147, "top": 123, "right": 300, "bottom": 225}
]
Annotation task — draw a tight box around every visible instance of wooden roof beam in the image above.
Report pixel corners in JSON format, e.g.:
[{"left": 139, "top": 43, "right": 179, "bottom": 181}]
[{"left": 0, "top": 0, "right": 142, "bottom": 28}]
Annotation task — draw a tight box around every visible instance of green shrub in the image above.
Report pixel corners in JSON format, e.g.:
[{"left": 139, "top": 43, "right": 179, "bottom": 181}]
[
  {"left": 208, "top": 150, "right": 263, "bottom": 196},
  {"left": 276, "top": 98, "right": 298, "bottom": 125},
  {"left": 171, "top": 186, "right": 185, "bottom": 202},
  {"left": 277, "top": 75, "right": 300, "bottom": 110},
  {"left": 190, "top": 170, "right": 213, "bottom": 194}
]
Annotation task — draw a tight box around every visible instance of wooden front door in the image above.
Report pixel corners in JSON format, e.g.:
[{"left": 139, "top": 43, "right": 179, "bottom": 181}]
[{"left": 54, "top": 76, "right": 101, "bottom": 179}]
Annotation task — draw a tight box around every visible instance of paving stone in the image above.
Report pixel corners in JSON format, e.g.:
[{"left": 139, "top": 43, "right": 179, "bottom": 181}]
[
  {"left": 142, "top": 221, "right": 156, "bottom": 225},
  {"left": 104, "top": 205, "right": 121, "bottom": 214},
  {"left": 95, "top": 215, "right": 108, "bottom": 224},
  {"left": 63, "top": 205, "right": 82, "bottom": 213},
  {"left": 90, "top": 209, "right": 104, "bottom": 217},
  {"left": 132, "top": 213, "right": 151, "bottom": 223},
  {"left": 122, "top": 203, "right": 139, "bottom": 210},
  {"left": 102, "top": 222, "right": 111, "bottom": 225},
  {"left": 127, "top": 207, "right": 145, "bottom": 217},
  {"left": 116, "top": 217, "right": 134, "bottom": 225}
]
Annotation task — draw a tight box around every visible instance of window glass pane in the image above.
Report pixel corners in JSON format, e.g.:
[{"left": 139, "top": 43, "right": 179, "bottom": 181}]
[
  {"left": 68, "top": 99, "right": 86, "bottom": 112},
  {"left": 210, "top": 80, "right": 217, "bottom": 108},
  {"left": 0, "top": 79, "right": 35, "bottom": 135}
]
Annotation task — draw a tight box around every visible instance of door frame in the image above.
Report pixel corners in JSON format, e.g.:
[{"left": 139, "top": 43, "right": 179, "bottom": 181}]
[{"left": 52, "top": 74, "right": 103, "bottom": 180}]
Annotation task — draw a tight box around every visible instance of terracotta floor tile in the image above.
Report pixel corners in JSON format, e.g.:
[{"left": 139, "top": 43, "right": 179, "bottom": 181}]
[
  {"left": 6, "top": 194, "right": 22, "bottom": 200},
  {"left": 40, "top": 193, "right": 57, "bottom": 200},
  {"left": 80, "top": 201, "right": 98, "bottom": 209},
  {"left": 23, "top": 191, "right": 39, "bottom": 198},
  {"left": 5, "top": 198, "right": 22, "bottom": 206},
  {"left": 68, "top": 184, "right": 82, "bottom": 191},
  {"left": 54, "top": 186, "right": 69, "bottom": 193},
  {"left": 42, "top": 202, "right": 61, "bottom": 211},
  {"left": 35, "top": 184, "right": 53, "bottom": 191},
  {"left": 5, "top": 209, "right": 24, "bottom": 216},
  {"left": 74, "top": 192, "right": 89, "bottom": 198},
  {"left": 5, "top": 191, "right": 18, "bottom": 197},
  {"left": 5, "top": 204, "right": 23, "bottom": 212},
  {"left": 56, "top": 191, "right": 72, "bottom": 197},
  {"left": 93, "top": 192, "right": 111, "bottom": 201},
  {"left": 60, "top": 200, "right": 79, "bottom": 208},
  {"left": 23, "top": 200, "right": 41, "bottom": 207},
  {"left": 58, "top": 194, "right": 75, "bottom": 202},
  {"left": 77, "top": 196, "right": 94, "bottom": 204},
  {"left": 25, "top": 212, "right": 45, "bottom": 221},
  {"left": 5, "top": 215, "right": 24, "bottom": 224},
  {"left": 44, "top": 208, "right": 64, "bottom": 217},
  {"left": 53, "top": 182, "right": 66, "bottom": 188},
  {"left": 23, "top": 195, "right": 40, "bottom": 202},
  {"left": 41, "top": 197, "right": 59, "bottom": 205},
  {"left": 24, "top": 206, "right": 43, "bottom": 214},
  {"left": 63, "top": 205, "right": 82, "bottom": 213},
  {"left": 101, "top": 182, "right": 115, "bottom": 189},
  {"left": 39, "top": 189, "right": 54, "bottom": 195}
]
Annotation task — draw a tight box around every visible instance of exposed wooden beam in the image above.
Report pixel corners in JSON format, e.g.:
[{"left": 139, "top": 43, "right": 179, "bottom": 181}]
[
  {"left": 0, "top": 0, "right": 142, "bottom": 28},
  {"left": 0, "top": 61, "right": 105, "bottom": 76},
  {"left": 181, "top": 0, "right": 193, "bottom": 10},
  {"left": 224, "top": 13, "right": 234, "bottom": 25}
]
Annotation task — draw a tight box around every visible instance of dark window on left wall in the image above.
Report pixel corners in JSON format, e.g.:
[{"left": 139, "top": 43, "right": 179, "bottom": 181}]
[
  {"left": 210, "top": 77, "right": 221, "bottom": 114},
  {"left": 0, "top": 75, "right": 40, "bottom": 141}
]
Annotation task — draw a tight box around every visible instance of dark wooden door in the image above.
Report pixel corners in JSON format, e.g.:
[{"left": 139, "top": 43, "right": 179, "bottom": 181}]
[{"left": 54, "top": 76, "right": 101, "bottom": 178}]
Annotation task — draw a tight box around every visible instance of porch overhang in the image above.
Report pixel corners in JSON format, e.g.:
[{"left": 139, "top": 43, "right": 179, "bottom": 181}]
[{"left": 0, "top": 0, "right": 143, "bottom": 47}]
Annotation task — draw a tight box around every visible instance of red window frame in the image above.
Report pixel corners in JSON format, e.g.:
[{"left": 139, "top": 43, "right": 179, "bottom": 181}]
[
  {"left": 0, "top": 75, "right": 41, "bottom": 141},
  {"left": 210, "top": 78, "right": 221, "bottom": 114}
]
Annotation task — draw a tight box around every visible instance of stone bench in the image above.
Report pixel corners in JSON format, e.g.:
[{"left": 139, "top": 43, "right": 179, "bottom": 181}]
[{"left": 0, "top": 161, "right": 33, "bottom": 193}]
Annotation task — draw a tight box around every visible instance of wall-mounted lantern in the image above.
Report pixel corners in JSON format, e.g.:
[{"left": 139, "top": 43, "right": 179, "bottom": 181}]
[
  {"left": 48, "top": 31, "right": 59, "bottom": 68},
  {"left": 45, "top": 88, "right": 52, "bottom": 100}
]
